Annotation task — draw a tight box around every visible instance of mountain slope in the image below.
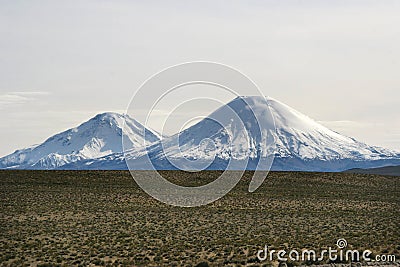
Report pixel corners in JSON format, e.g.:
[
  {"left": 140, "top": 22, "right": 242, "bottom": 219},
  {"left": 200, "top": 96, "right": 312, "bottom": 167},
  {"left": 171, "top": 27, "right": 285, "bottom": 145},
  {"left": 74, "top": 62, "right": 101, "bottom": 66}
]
[
  {"left": 64, "top": 96, "right": 400, "bottom": 171},
  {"left": 267, "top": 97, "right": 400, "bottom": 171},
  {"left": 345, "top": 165, "right": 400, "bottom": 176},
  {"left": 0, "top": 113, "right": 160, "bottom": 169},
  {"left": 142, "top": 96, "right": 400, "bottom": 171}
]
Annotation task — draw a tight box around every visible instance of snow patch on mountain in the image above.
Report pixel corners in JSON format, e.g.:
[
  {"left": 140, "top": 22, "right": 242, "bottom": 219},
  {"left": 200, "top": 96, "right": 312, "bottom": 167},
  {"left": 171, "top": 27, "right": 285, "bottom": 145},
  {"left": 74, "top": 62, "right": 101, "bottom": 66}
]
[
  {"left": 268, "top": 97, "right": 399, "bottom": 162},
  {"left": 0, "top": 112, "right": 159, "bottom": 169}
]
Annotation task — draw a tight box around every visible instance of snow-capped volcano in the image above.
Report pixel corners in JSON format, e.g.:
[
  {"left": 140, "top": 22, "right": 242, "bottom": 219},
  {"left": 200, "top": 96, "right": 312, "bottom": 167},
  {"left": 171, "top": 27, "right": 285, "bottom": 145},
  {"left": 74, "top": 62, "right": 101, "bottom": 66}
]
[
  {"left": 0, "top": 112, "right": 160, "bottom": 169},
  {"left": 1, "top": 96, "right": 399, "bottom": 171},
  {"left": 120, "top": 96, "right": 400, "bottom": 171}
]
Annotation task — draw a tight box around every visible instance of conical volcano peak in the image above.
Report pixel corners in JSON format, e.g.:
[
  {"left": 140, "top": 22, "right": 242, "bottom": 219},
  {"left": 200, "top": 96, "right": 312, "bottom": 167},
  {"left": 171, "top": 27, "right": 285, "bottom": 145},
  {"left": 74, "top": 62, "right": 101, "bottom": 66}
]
[
  {"left": 0, "top": 112, "right": 160, "bottom": 169},
  {"left": 227, "top": 96, "right": 269, "bottom": 110},
  {"left": 93, "top": 112, "right": 123, "bottom": 119},
  {"left": 212, "top": 96, "right": 273, "bottom": 126},
  {"left": 89, "top": 112, "right": 128, "bottom": 127}
]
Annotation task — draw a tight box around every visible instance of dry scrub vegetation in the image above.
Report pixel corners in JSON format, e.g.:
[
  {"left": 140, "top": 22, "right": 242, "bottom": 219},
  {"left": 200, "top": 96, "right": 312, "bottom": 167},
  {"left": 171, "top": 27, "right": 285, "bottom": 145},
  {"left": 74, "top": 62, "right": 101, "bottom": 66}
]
[{"left": 0, "top": 170, "right": 399, "bottom": 266}]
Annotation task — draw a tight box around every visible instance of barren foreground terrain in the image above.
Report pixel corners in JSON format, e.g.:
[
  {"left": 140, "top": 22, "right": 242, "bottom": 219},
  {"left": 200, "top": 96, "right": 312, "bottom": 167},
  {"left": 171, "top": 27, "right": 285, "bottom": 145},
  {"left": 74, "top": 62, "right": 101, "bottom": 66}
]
[{"left": 0, "top": 170, "right": 399, "bottom": 266}]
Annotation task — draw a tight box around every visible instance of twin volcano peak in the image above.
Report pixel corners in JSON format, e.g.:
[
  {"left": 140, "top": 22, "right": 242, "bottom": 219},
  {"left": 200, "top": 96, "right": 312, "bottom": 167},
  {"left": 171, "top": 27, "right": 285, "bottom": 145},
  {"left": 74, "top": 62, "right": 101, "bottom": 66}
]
[{"left": 0, "top": 96, "right": 399, "bottom": 170}]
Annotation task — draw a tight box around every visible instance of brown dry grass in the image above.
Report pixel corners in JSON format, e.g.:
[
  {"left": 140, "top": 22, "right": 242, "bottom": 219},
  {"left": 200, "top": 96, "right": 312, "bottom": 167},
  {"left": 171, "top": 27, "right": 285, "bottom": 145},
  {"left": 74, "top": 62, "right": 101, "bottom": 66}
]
[{"left": 0, "top": 170, "right": 399, "bottom": 266}]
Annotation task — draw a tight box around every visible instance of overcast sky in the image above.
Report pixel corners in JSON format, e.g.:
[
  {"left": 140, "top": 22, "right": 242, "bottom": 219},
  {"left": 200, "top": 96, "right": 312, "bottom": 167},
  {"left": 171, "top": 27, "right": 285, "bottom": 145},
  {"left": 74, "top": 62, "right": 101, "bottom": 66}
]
[{"left": 0, "top": 0, "right": 399, "bottom": 156}]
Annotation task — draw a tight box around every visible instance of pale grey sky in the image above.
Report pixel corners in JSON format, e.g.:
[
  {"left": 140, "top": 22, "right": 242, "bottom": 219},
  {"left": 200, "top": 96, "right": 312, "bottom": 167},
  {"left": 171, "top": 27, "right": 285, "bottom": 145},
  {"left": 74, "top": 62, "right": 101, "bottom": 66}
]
[{"left": 0, "top": 0, "right": 399, "bottom": 156}]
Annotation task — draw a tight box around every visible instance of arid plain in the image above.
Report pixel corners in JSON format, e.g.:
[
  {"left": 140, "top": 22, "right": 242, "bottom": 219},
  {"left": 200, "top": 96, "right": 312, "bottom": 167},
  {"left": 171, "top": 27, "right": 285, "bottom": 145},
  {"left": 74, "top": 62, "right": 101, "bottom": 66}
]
[{"left": 0, "top": 170, "right": 399, "bottom": 266}]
